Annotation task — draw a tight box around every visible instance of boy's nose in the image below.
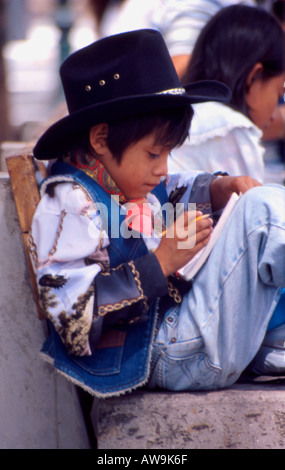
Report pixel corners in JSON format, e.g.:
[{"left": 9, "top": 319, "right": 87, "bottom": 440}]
[{"left": 153, "top": 156, "right": 168, "bottom": 177}]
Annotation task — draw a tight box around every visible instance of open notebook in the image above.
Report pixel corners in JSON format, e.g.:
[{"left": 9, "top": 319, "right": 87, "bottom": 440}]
[{"left": 178, "top": 192, "right": 241, "bottom": 280}]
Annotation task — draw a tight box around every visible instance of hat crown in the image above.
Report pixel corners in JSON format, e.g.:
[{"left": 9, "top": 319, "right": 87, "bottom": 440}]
[
  {"left": 34, "top": 29, "right": 231, "bottom": 159},
  {"left": 60, "top": 29, "right": 182, "bottom": 114}
]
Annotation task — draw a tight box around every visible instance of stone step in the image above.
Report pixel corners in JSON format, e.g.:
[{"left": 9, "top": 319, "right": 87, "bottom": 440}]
[{"left": 92, "top": 381, "right": 285, "bottom": 449}]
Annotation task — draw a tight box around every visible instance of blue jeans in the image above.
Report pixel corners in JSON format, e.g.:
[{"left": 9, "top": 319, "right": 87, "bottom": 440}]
[{"left": 149, "top": 184, "right": 285, "bottom": 391}]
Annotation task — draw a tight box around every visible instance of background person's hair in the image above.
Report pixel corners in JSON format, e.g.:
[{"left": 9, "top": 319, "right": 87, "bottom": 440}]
[
  {"left": 272, "top": 0, "right": 285, "bottom": 23},
  {"left": 182, "top": 5, "right": 285, "bottom": 116}
]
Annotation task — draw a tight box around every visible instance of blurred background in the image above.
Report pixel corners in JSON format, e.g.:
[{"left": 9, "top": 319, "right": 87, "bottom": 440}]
[
  {"left": 0, "top": 0, "right": 284, "bottom": 184},
  {"left": 0, "top": 0, "right": 99, "bottom": 167}
]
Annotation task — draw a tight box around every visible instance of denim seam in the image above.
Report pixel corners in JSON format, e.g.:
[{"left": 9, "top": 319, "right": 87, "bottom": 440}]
[
  {"left": 200, "top": 244, "right": 249, "bottom": 333},
  {"left": 246, "top": 221, "right": 285, "bottom": 238}
]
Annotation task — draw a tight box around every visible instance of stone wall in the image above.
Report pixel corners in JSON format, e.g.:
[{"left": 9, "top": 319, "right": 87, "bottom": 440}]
[{"left": 0, "top": 174, "right": 91, "bottom": 449}]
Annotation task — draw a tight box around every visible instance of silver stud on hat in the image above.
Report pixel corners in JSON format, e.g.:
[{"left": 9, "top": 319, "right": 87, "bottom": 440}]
[
  {"left": 85, "top": 85, "right": 92, "bottom": 92},
  {"left": 114, "top": 74, "right": 120, "bottom": 80},
  {"left": 99, "top": 80, "right": 106, "bottom": 86}
]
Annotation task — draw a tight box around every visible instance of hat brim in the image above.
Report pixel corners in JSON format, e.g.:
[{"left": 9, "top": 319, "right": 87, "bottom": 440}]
[{"left": 34, "top": 80, "right": 231, "bottom": 160}]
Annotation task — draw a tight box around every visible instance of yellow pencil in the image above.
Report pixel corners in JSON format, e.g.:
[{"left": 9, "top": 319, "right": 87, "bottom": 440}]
[
  {"left": 161, "top": 213, "right": 211, "bottom": 236},
  {"left": 192, "top": 213, "right": 211, "bottom": 224}
]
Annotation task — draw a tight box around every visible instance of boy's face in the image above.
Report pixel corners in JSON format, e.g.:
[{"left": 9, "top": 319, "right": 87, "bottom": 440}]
[{"left": 96, "top": 131, "right": 171, "bottom": 200}]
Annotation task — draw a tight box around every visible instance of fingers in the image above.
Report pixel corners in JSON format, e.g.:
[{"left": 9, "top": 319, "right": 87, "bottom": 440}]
[
  {"left": 210, "top": 175, "right": 262, "bottom": 212},
  {"left": 195, "top": 214, "right": 213, "bottom": 232},
  {"left": 176, "top": 212, "right": 213, "bottom": 249},
  {"left": 179, "top": 210, "right": 213, "bottom": 232},
  {"left": 163, "top": 211, "right": 213, "bottom": 241},
  {"left": 155, "top": 212, "right": 213, "bottom": 276},
  {"left": 228, "top": 176, "right": 262, "bottom": 194},
  {"left": 195, "top": 224, "right": 213, "bottom": 246}
]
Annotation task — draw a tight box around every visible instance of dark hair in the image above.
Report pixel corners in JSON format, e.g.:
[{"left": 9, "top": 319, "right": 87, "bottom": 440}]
[
  {"left": 182, "top": 5, "right": 285, "bottom": 116},
  {"left": 66, "top": 106, "right": 193, "bottom": 164},
  {"left": 107, "top": 106, "right": 193, "bottom": 162},
  {"left": 272, "top": 0, "right": 285, "bottom": 22}
]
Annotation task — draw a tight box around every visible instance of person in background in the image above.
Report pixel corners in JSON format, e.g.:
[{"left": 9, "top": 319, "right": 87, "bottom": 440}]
[
  {"left": 168, "top": 5, "right": 285, "bottom": 183},
  {"left": 89, "top": 0, "right": 160, "bottom": 37},
  {"left": 88, "top": 0, "right": 285, "bottom": 157},
  {"left": 151, "top": 0, "right": 257, "bottom": 78},
  {"left": 89, "top": 0, "right": 257, "bottom": 78},
  {"left": 268, "top": 0, "right": 285, "bottom": 162}
]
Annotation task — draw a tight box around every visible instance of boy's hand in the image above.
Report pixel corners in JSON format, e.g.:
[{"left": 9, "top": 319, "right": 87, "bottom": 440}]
[
  {"left": 154, "top": 211, "right": 213, "bottom": 277},
  {"left": 210, "top": 175, "right": 261, "bottom": 212}
]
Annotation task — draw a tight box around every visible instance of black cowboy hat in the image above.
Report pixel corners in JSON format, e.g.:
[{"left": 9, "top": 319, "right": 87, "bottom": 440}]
[{"left": 34, "top": 29, "right": 231, "bottom": 160}]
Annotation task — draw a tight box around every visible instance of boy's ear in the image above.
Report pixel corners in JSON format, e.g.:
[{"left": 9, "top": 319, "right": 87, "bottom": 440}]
[
  {"left": 246, "top": 62, "right": 264, "bottom": 88},
  {"left": 89, "top": 123, "right": 109, "bottom": 155}
]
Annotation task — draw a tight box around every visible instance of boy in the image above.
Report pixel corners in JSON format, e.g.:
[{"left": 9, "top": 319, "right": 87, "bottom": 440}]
[{"left": 30, "top": 29, "right": 285, "bottom": 397}]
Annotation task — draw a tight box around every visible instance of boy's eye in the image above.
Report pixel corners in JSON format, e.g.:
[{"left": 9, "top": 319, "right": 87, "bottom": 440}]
[{"left": 149, "top": 152, "right": 160, "bottom": 159}]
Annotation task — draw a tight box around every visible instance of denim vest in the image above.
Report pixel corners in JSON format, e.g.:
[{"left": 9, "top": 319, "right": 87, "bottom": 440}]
[{"left": 41, "top": 162, "right": 168, "bottom": 397}]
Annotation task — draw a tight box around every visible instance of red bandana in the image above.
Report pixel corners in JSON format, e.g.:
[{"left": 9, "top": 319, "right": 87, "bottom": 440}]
[{"left": 63, "top": 151, "right": 153, "bottom": 235}]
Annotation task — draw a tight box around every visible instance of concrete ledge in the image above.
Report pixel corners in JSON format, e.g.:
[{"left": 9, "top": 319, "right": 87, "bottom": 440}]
[
  {"left": 0, "top": 174, "right": 91, "bottom": 449},
  {"left": 93, "top": 382, "right": 285, "bottom": 449}
]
